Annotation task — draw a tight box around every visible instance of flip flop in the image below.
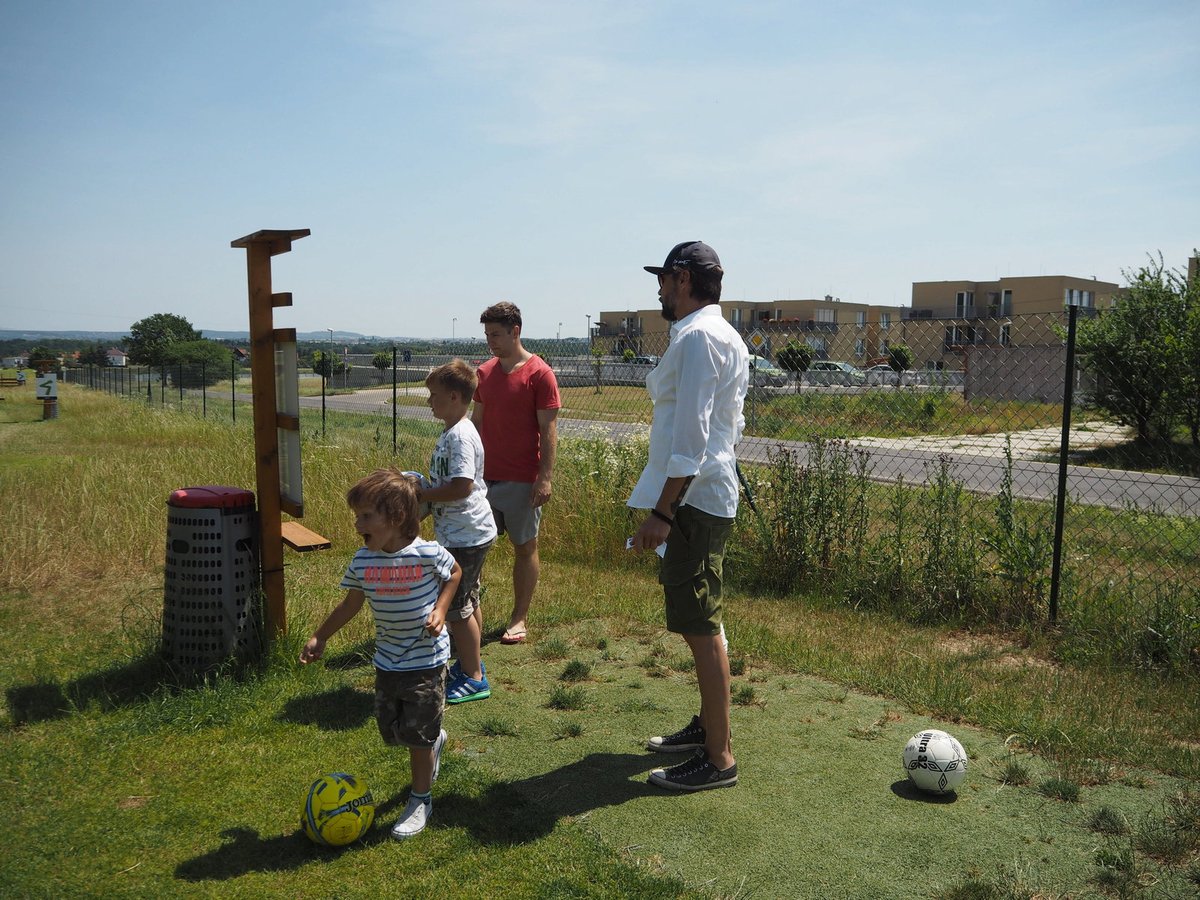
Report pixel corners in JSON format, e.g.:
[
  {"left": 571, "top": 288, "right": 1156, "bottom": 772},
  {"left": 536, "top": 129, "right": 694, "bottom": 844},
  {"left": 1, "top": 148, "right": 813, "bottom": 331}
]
[{"left": 499, "top": 629, "right": 527, "bottom": 645}]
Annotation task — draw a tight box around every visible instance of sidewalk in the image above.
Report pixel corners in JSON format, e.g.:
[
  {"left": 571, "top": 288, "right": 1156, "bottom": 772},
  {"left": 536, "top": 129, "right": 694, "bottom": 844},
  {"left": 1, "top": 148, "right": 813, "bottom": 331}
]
[{"left": 848, "top": 422, "right": 1130, "bottom": 461}]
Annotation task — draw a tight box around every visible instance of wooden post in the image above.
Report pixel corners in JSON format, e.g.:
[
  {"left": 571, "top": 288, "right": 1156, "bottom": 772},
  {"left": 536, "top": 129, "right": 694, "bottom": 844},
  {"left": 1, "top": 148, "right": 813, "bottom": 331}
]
[{"left": 230, "top": 229, "right": 310, "bottom": 637}]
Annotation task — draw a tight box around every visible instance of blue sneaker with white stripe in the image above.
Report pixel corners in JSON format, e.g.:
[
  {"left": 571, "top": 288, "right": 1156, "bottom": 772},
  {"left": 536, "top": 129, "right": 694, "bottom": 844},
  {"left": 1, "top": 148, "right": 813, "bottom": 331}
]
[
  {"left": 446, "top": 672, "right": 491, "bottom": 704},
  {"left": 449, "top": 659, "right": 486, "bottom": 681}
]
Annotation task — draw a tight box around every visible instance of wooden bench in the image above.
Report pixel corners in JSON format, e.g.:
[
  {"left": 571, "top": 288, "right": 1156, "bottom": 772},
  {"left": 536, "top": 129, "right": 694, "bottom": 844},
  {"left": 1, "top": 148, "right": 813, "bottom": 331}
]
[
  {"left": 281, "top": 520, "right": 331, "bottom": 552},
  {"left": 0, "top": 377, "right": 24, "bottom": 387}
]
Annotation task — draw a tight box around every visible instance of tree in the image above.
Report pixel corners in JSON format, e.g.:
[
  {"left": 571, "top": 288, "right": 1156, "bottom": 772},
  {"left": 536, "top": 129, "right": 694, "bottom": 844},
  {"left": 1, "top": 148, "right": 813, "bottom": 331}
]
[
  {"left": 776, "top": 341, "right": 813, "bottom": 393},
  {"left": 1074, "top": 254, "right": 1186, "bottom": 444},
  {"left": 313, "top": 350, "right": 333, "bottom": 379},
  {"left": 591, "top": 344, "right": 605, "bottom": 395},
  {"left": 776, "top": 341, "right": 813, "bottom": 373},
  {"left": 27, "top": 346, "right": 60, "bottom": 374},
  {"left": 169, "top": 340, "right": 231, "bottom": 388},
  {"left": 372, "top": 351, "right": 392, "bottom": 383},
  {"left": 78, "top": 341, "right": 110, "bottom": 367},
  {"left": 1168, "top": 258, "right": 1200, "bottom": 447},
  {"left": 887, "top": 343, "right": 914, "bottom": 373},
  {"left": 126, "top": 313, "right": 201, "bottom": 366}
]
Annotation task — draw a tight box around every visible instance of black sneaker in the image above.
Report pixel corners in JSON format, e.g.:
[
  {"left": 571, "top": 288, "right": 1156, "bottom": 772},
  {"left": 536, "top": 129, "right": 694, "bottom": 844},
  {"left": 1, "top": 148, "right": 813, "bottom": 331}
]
[
  {"left": 648, "top": 750, "right": 738, "bottom": 791},
  {"left": 646, "top": 715, "right": 706, "bottom": 753}
]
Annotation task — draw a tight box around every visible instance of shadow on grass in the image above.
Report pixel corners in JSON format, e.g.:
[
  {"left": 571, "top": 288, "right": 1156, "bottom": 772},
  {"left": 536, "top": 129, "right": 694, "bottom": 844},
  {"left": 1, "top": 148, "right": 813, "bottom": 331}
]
[
  {"left": 5, "top": 639, "right": 376, "bottom": 729},
  {"left": 4, "top": 651, "right": 266, "bottom": 726},
  {"left": 320, "top": 640, "right": 375, "bottom": 671},
  {"left": 176, "top": 754, "right": 658, "bottom": 881},
  {"left": 1073, "top": 438, "right": 1200, "bottom": 477},
  {"left": 889, "top": 779, "right": 959, "bottom": 804},
  {"left": 439, "top": 751, "right": 661, "bottom": 844},
  {"left": 276, "top": 685, "right": 374, "bottom": 731},
  {"left": 175, "top": 794, "right": 409, "bottom": 881}
]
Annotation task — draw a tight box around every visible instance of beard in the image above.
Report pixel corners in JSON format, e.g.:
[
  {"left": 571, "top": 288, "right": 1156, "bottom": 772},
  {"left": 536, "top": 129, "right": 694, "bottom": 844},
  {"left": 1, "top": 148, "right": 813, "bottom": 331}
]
[{"left": 659, "top": 298, "right": 676, "bottom": 322}]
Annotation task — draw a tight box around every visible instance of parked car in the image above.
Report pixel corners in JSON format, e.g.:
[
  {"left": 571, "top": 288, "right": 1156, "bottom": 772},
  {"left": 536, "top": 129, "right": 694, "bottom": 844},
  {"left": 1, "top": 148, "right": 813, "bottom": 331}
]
[
  {"left": 807, "top": 360, "right": 867, "bottom": 386},
  {"left": 632, "top": 355, "right": 660, "bottom": 366},
  {"left": 863, "top": 363, "right": 900, "bottom": 386},
  {"left": 748, "top": 354, "right": 787, "bottom": 387}
]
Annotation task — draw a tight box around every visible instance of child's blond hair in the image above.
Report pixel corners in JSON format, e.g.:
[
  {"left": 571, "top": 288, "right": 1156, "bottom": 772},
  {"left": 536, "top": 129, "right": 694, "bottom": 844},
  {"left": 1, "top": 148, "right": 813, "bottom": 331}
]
[
  {"left": 345, "top": 467, "right": 421, "bottom": 542},
  {"left": 425, "top": 358, "right": 477, "bottom": 398}
]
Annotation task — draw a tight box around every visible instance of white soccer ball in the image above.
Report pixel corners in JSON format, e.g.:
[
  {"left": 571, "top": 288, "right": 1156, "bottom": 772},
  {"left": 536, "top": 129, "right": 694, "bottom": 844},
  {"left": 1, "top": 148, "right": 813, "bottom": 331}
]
[{"left": 902, "top": 729, "right": 968, "bottom": 794}]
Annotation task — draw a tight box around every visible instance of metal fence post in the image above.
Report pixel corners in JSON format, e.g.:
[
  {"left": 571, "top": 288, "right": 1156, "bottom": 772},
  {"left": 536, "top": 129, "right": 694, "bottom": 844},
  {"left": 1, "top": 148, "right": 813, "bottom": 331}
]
[
  {"left": 202, "top": 361, "right": 207, "bottom": 418},
  {"left": 392, "top": 345, "right": 398, "bottom": 454},
  {"left": 231, "top": 357, "right": 236, "bottom": 424},
  {"left": 1048, "top": 304, "right": 1079, "bottom": 625}
]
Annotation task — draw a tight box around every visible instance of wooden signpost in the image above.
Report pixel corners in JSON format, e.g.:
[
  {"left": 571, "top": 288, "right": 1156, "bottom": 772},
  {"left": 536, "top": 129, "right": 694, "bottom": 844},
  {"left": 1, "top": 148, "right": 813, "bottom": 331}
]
[{"left": 230, "top": 229, "right": 329, "bottom": 638}]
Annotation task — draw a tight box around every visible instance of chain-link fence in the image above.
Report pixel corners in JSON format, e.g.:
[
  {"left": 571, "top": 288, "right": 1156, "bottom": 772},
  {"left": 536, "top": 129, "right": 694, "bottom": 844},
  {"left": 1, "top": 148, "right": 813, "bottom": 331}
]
[{"left": 65, "top": 308, "right": 1200, "bottom": 673}]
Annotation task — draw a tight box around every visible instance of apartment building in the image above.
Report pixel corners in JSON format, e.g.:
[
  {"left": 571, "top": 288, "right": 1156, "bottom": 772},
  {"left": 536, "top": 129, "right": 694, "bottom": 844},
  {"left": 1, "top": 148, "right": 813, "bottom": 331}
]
[
  {"left": 594, "top": 296, "right": 908, "bottom": 364},
  {"left": 905, "top": 275, "right": 1121, "bottom": 370},
  {"left": 594, "top": 273, "right": 1125, "bottom": 373}
]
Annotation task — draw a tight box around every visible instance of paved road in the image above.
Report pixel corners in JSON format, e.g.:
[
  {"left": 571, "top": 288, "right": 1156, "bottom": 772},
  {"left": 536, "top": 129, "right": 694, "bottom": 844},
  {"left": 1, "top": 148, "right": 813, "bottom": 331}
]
[{"left": 298, "top": 389, "right": 1200, "bottom": 517}]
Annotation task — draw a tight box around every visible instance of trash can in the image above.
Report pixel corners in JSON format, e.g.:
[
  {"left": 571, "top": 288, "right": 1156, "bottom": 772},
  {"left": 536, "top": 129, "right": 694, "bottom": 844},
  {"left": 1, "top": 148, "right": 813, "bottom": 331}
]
[{"left": 162, "top": 486, "right": 262, "bottom": 670}]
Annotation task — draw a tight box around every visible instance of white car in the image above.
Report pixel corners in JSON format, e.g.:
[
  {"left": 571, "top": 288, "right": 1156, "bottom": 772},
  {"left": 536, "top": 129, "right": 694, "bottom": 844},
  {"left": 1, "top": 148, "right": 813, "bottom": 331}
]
[
  {"left": 748, "top": 354, "right": 787, "bottom": 387},
  {"left": 807, "top": 360, "right": 866, "bottom": 386},
  {"left": 863, "top": 364, "right": 900, "bottom": 386}
]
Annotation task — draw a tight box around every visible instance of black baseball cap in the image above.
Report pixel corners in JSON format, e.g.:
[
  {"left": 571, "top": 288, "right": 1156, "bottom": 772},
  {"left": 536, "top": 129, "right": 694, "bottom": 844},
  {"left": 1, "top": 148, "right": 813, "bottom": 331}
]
[{"left": 644, "top": 240, "right": 722, "bottom": 275}]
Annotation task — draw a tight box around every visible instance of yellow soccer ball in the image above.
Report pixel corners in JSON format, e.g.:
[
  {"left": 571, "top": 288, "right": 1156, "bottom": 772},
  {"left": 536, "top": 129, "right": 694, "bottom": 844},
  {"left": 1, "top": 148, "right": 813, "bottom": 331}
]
[{"left": 301, "top": 773, "right": 375, "bottom": 846}]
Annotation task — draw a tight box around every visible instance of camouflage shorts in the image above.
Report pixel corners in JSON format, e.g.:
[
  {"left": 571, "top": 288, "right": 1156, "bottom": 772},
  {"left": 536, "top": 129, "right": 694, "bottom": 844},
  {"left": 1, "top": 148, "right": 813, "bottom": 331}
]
[
  {"left": 374, "top": 665, "right": 446, "bottom": 748},
  {"left": 447, "top": 539, "right": 494, "bottom": 620}
]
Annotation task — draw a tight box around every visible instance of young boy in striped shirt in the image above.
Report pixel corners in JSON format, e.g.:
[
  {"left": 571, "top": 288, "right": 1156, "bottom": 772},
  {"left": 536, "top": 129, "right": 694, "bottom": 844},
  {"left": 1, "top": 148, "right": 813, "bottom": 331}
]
[{"left": 301, "top": 467, "right": 462, "bottom": 840}]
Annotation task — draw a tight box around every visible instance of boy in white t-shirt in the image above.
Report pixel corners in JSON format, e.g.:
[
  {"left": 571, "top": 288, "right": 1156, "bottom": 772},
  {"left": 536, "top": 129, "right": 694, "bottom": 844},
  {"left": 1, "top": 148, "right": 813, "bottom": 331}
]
[
  {"left": 301, "top": 468, "right": 462, "bottom": 839},
  {"left": 418, "top": 359, "right": 497, "bottom": 704}
]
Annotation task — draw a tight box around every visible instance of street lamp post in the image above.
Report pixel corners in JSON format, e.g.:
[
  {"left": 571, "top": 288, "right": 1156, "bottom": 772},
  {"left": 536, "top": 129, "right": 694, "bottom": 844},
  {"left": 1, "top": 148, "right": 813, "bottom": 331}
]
[
  {"left": 452, "top": 317, "right": 457, "bottom": 341},
  {"left": 557, "top": 322, "right": 562, "bottom": 341},
  {"left": 323, "top": 328, "right": 333, "bottom": 435},
  {"left": 586, "top": 314, "right": 591, "bottom": 348}
]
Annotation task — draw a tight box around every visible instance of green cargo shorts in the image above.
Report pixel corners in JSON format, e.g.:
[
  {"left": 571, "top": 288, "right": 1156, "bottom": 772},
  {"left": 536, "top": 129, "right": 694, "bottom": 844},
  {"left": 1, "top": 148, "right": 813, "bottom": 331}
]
[{"left": 658, "top": 505, "right": 735, "bottom": 636}]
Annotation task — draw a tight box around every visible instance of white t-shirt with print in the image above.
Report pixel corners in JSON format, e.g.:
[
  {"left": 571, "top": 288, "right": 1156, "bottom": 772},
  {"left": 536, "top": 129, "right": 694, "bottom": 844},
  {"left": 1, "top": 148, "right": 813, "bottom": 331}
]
[{"left": 429, "top": 417, "right": 497, "bottom": 549}]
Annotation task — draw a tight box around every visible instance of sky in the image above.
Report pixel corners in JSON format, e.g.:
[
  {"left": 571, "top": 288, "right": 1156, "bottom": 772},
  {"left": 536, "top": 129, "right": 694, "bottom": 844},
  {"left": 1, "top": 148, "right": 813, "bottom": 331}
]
[{"left": 1, "top": 1, "right": 1196, "bottom": 340}]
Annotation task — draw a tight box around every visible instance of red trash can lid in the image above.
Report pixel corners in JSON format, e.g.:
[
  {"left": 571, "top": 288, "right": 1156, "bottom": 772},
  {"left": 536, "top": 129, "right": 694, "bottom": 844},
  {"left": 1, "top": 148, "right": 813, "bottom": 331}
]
[{"left": 167, "top": 486, "right": 256, "bottom": 509}]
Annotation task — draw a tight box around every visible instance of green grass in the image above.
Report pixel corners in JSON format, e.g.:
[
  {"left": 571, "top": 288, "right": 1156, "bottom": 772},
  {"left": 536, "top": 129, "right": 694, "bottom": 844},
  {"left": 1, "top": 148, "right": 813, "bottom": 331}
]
[
  {"left": 2, "top": 385, "right": 1199, "bottom": 898},
  {"left": 1038, "top": 776, "right": 1082, "bottom": 802},
  {"left": 559, "top": 659, "right": 592, "bottom": 682},
  {"left": 743, "top": 390, "right": 1065, "bottom": 441}
]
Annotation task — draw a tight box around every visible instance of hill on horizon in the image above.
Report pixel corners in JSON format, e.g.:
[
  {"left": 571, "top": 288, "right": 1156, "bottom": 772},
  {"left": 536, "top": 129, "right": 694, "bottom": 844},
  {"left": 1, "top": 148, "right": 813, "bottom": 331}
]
[{"left": 0, "top": 329, "right": 403, "bottom": 343}]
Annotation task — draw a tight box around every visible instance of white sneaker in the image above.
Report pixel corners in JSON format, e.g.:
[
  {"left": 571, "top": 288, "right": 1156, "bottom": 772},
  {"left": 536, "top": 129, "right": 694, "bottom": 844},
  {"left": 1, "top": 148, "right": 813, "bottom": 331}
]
[
  {"left": 431, "top": 729, "right": 447, "bottom": 783},
  {"left": 390, "top": 795, "right": 432, "bottom": 840}
]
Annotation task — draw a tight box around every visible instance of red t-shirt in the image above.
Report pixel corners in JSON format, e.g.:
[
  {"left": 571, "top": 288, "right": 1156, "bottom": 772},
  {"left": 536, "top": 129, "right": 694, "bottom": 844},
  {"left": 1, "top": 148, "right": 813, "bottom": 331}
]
[{"left": 473, "top": 354, "right": 561, "bottom": 482}]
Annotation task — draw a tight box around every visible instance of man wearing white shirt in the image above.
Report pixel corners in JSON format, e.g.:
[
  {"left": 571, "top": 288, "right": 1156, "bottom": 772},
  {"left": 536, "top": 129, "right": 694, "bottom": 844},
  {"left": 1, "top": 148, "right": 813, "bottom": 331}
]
[{"left": 628, "top": 240, "right": 749, "bottom": 791}]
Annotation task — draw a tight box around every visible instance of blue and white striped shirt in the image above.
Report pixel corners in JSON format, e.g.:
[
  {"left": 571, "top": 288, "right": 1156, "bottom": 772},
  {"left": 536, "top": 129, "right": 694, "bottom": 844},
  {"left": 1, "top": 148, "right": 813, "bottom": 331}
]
[{"left": 340, "top": 538, "right": 455, "bottom": 672}]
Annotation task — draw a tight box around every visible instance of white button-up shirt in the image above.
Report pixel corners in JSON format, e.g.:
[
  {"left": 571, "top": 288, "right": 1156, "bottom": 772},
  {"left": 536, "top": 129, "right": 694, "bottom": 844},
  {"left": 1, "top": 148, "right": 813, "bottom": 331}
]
[{"left": 627, "top": 305, "right": 749, "bottom": 518}]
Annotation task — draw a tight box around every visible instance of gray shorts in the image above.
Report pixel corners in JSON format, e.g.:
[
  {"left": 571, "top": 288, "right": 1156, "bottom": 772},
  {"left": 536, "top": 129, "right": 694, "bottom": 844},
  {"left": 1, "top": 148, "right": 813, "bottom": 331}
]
[
  {"left": 447, "top": 540, "right": 494, "bottom": 620},
  {"left": 659, "top": 505, "right": 735, "bottom": 636},
  {"left": 486, "top": 480, "right": 542, "bottom": 546},
  {"left": 374, "top": 665, "right": 446, "bottom": 748}
]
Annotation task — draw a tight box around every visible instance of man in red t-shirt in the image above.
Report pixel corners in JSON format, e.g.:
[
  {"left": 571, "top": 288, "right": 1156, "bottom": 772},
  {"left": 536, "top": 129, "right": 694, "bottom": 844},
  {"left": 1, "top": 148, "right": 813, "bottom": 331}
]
[{"left": 472, "top": 301, "right": 561, "bottom": 644}]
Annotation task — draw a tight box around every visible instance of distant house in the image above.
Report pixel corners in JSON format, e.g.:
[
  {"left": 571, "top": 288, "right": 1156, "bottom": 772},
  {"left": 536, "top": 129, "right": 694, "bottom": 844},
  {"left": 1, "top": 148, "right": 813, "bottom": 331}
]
[
  {"left": 107, "top": 348, "right": 128, "bottom": 367},
  {"left": 232, "top": 347, "right": 249, "bottom": 361},
  {"left": 2, "top": 356, "right": 24, "bottom": 369}
]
